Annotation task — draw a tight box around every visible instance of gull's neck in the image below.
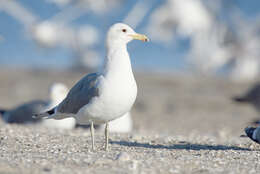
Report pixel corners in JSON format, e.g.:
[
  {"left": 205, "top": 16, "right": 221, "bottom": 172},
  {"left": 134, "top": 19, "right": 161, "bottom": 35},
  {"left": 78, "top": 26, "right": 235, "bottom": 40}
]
[{"left": 103, "top": 44, "right": 135, "bottom": 81}]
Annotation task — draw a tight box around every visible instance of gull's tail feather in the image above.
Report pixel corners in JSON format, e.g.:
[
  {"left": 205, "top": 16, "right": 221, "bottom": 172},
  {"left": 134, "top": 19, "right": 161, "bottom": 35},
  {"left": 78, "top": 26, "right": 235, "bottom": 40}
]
[
  {"left": 33, "top": 107, "right": 70, "bottom": 120},
  {"left": 33, "top": 108, "right": 55, "bottom": 119}
]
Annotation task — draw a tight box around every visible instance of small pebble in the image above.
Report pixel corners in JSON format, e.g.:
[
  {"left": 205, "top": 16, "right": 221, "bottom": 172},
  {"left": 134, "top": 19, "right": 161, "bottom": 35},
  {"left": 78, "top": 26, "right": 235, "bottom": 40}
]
[{"left": 116, "top": 152, "right": 130, "bottom": 161}]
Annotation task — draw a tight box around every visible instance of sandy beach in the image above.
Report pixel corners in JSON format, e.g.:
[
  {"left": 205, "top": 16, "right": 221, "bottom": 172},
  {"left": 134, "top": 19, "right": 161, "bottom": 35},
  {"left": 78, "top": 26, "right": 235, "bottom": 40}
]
[{"left": 0, "top": 69, "right": 259, "bottom": 173}]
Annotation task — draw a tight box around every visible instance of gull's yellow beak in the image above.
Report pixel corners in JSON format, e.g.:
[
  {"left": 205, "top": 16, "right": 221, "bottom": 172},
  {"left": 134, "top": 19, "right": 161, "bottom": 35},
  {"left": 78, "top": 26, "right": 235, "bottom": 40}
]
[{"left": 129, "top": 33, "right": 149, "bottom": 42}]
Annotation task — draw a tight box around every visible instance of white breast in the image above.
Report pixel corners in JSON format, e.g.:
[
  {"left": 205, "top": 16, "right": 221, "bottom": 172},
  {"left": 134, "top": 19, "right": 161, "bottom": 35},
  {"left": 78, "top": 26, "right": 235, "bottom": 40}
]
[
  {"left": 100, "top": 75, "right": 137, "bottom": 119},
  {"left": 76, "top": 74, "right": 137, "bottom": 124},
  {"left": 76, "top": 43, "right": 137, "bottom": 124}
]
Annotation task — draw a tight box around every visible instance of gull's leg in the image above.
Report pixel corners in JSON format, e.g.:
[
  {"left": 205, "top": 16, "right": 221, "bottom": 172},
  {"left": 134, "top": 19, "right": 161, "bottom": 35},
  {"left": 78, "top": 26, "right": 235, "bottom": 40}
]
[
  {"left": 90, "top": 121, "right": 95, "bottom": 150},
  {"left": 105, "top": 122, "right": 109, "bottom": 151}
]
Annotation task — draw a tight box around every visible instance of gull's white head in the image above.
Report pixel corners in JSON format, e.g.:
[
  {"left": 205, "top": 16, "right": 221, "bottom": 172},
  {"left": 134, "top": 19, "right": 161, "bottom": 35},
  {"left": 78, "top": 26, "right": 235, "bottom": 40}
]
[
  {"left": 106, "top": 23, "right": 149, "bottom": 48},
  {"left": 49, "top": 83, "right": 69, "bottom": 104}
]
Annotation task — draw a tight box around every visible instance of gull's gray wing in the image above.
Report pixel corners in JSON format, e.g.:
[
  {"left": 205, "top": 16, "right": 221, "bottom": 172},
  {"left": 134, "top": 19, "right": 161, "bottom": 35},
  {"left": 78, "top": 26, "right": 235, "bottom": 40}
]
[{"left": 57, "top": 73, "right": 100, "bottom": 114}]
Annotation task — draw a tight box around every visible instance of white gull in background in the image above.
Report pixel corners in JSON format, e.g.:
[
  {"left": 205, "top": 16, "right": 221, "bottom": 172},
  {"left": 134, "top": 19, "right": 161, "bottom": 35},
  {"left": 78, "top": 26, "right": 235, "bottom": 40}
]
[
  {"left": 41, "top": 83, "right": 76, "bottom": 130},
  {"left": 95, "top": 112, "right": 133, "bottom": 133},
  {"left": 106, "top": 112, "right": 133, "bottom": 133},
  {"left": 34, "top": 23, "right": 149, "bottom": 150}
]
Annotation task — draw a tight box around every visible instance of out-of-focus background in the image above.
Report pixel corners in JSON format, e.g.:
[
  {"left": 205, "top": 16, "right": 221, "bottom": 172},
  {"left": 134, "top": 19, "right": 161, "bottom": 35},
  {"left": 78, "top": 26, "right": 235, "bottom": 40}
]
[
  {"left": 0, "top": 0, "right": 260, "bottom": 135},
  {"left": 1, "top": 1, "right": 260, "bottom": 173}
]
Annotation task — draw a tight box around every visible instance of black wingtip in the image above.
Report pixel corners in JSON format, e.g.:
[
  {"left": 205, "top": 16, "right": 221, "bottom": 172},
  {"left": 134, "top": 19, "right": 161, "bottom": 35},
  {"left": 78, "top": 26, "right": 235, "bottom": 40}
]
[
  {"left": 33, "top": 108, "right": 55, "bottom": 119},
  {"left": 47, "top": 109, "right": 55, "bottom": 115}
]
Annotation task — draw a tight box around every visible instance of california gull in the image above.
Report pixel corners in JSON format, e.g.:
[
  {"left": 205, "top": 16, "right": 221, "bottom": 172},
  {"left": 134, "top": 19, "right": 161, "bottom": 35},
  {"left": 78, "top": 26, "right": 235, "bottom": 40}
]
[{"left": 34, "top": 23, "right": 149, "bottom": 150}]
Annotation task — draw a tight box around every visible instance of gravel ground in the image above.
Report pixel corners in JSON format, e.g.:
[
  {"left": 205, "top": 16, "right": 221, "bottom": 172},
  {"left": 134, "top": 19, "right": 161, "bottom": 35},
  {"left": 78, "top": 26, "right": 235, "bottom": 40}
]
[
  {"left": 0, "top": 122, "right": 259, "bottom": 174},
  {"left": 0, "top": 69, "right": 260, "bottom": 173}
]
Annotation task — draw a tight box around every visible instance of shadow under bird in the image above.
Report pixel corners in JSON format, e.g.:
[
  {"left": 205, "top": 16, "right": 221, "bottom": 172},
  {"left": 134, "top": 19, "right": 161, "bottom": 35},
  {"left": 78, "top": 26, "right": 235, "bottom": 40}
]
[
  {"left": 34, "top": 23, "right": 149, "bottom": 151},
  {"left": 233, "top": 83, "right": 260, "bottom": 124}
]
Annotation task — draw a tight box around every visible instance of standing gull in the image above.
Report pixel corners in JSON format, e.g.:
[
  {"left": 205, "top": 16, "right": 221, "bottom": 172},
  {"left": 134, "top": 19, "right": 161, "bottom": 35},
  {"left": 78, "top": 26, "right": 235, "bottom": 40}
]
[{"left": 34, "top": 23, "right": 149, "bottom": 150}]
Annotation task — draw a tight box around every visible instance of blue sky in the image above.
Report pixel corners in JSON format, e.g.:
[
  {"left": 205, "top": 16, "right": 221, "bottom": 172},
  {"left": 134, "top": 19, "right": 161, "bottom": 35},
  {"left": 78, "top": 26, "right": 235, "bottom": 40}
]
[{"left": 0, "top": 0, "right": 259, "bottom": 72}]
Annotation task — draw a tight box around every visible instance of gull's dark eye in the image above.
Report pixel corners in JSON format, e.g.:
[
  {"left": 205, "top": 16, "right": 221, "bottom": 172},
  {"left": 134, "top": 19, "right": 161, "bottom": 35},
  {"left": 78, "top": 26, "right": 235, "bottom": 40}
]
[{"left": 122, "top": 29, "right": 127, "bottom": 33}]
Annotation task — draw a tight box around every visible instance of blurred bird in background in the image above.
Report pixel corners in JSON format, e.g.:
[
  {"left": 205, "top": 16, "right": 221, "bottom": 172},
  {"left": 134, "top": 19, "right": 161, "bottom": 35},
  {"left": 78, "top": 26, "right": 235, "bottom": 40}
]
[
  {"left": 1, "top": 0, "right": 260, "bottom": 79},
  {"left": 233, "top": 83, "right": 260, "bottom": 124},
  {"left": 0, "top": 83, "right": 72, "bottom": 125},
  {"left": 0, "top": 100, "right": 47, "bottom": 124},
  {"left": 95, "top": 112, "right": 133, "bottom": 133},
  {"left": 146, "top": 0, "right": 260, "bottom": 81},
  {"left": 41, "top": 83, "right": 77, "bottom": 130},
  {"left": 244, "top": 126, "right": 260, "bottom": 144}
]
